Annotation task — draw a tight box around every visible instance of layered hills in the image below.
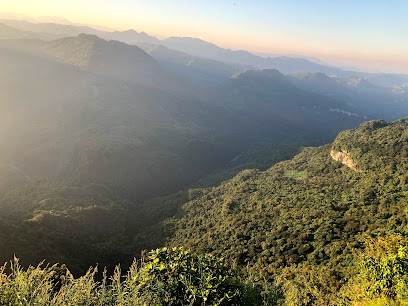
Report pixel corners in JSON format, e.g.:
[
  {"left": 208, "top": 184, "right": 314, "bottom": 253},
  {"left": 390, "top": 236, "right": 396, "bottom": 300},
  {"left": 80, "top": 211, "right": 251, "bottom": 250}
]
[
  {"left": 0, "top": 33, "right": 194, "bottom": 92},
  {"left": 206, "top": 69, "right": 364, "bottom": 141},
  {"left": 137, "top": 42, "right": 254, "bottom": 84},
  {"left": 0, "top": 31, "right": 365, "bottom": 202},
  {"left": 1, "top": 19, "right": 337, "bottom": 74},
  {"left": 3, "top": 18, "right": 408, "bottom": 89},
  {"left": 287, "top": 72, "right": 408, "bottom": 120},
  {"left": 160, "top": 37, "right": 340, "bottom": 74},
  {"left": 3, "top": 18, "right": 408, "bottom": 90}
]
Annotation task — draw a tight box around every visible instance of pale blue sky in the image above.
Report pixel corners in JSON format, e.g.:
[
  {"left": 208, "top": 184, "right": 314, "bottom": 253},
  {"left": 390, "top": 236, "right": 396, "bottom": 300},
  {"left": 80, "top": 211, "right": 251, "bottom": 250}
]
[{"left": 2, "top": 0, "right": 408, "bottom": 72}]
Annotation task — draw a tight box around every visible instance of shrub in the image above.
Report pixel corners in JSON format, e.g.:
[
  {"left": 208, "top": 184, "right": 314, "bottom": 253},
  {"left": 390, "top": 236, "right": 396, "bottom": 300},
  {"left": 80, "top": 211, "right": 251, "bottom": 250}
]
[
  {"left": 339, "top": 235, "right": 408, "bottom": 305},
  {"left": 133, "top": 247, "right": 249, "bottom": 305},
  {"left": 0, "top": 248, "right": 258, "bottom": 305}
]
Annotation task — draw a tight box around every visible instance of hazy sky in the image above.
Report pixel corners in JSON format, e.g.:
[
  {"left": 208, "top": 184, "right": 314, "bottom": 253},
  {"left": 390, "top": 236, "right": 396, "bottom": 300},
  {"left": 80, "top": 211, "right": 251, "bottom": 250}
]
[{"left": 2, "top": 0, "right": 408, "bottom": 73}]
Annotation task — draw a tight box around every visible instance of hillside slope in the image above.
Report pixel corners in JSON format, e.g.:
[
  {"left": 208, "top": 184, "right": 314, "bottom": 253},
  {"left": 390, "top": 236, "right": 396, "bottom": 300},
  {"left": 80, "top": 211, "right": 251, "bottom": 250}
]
[
  {"left": 287, "top": 72, "right": 408, "bottom": 120},
  {"left": 0, "top": 44, "right": 233, "bottom": 201},
  {"left": 138, "top": 118, "right": 408, "bottom": 280},
  {"left": 205, "top": 69, "right": 364, "bottom": 142},
  {"left": 137, "top": 43, "right": 253, "bottom": 84},
  {"left": 0, "top": 37, "right": 367, "bottom": 203}
]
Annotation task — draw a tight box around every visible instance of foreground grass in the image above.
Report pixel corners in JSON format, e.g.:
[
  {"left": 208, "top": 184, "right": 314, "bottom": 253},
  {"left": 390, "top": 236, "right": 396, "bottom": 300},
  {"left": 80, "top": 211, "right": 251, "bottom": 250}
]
[{"left": 0, "top": 247, "right": 265, "bottom": 305}]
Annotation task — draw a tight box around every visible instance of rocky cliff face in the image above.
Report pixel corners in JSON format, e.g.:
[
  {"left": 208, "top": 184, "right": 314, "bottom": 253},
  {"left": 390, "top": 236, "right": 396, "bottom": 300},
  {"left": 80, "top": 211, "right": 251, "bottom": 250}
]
[{"left": 330, "top": 148, "right": 361, "bottom": 172}]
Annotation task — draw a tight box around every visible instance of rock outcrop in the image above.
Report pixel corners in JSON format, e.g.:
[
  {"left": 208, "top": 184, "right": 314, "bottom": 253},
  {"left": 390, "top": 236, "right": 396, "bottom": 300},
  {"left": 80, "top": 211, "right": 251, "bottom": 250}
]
[{"left": 330, "top": 149, "right": 361, "bottom": 172}]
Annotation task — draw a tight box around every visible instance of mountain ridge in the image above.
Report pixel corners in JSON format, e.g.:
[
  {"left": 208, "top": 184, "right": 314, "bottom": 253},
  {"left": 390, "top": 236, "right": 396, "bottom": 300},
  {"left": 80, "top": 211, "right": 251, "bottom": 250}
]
[{"left": 2, "top": 19, "right": 408, "bottom": 88}]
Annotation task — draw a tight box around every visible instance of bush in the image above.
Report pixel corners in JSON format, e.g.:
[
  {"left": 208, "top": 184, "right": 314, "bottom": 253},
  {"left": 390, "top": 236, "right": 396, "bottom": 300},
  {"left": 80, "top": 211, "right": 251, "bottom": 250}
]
[
  {"left": 133, "top": 247, "right": 252, "bottom": 305},
  {"left": 339, "top": 235, "right": 408, "bottom": 305},
  {"left": 0, "top": 248, "right": 258, "bottom": 305}
]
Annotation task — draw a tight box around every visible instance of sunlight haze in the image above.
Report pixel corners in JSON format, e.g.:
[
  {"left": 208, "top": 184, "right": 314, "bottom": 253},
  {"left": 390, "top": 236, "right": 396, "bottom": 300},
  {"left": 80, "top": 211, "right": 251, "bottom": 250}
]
[
  {"left": 1, "top": 0, "right": 407, "bottom": 73},
  {"left": 3, "top": 1, "right": 408, "bottom": 303}
]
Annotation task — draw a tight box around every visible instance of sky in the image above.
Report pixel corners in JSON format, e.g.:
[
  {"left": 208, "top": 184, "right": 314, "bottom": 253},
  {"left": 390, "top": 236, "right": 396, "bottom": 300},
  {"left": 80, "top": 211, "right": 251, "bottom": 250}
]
[{"left": 1, "top": 0, "right": 408, "bottom": 73}]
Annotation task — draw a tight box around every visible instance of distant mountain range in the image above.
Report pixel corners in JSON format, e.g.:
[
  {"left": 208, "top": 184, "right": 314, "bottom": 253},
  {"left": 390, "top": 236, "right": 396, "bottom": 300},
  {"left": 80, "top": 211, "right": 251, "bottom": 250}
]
[
  {"left": 0, "top": 19, "right": 161, "bottom": 44},
  {"left": 2, "top": 19, "right": 336, "bottom": 74},
  {"left": 0, "top": 27, "right": 367, "bottom": 203},
  {"left": 2, "top": 18, "right": 408, "bottom": 90},
  {"left": 161, "top": 36, "right": 340, "bottom": 74},
  {"left": 253, "top": 51, "right": 329, "bottom": 65},
  {"left": 137, "top": 42, "right": 254, "bottom": 84},
  {"left": 206, "top": 69, "right": 364, "bottom": 141},
  {"left": 287, "top": 72, "right": 408, "bottom": 121},
  {"left": 1, "top": 21, "right": 407, "bottom": 120}
]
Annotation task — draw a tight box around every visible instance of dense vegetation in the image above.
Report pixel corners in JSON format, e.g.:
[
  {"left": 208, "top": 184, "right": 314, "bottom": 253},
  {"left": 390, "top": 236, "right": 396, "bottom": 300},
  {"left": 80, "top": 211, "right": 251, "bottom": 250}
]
[
  {"left": 0, "top": 248, "right": 254, "bottom": 305},
  {"left": 3, "top": 236, "right": 408, "bottom": 305},
  {"left": 0, "top": 145, "right": 303, "bottom": 276},
  {"left": 137, "top": 118, "right": 407, "bottom": 279},
  {"left": 125, "top": 118, "right": 408, "bottom": 301},
  {"left": 0, "top": 182, "right": 133, "bottom": 276}
]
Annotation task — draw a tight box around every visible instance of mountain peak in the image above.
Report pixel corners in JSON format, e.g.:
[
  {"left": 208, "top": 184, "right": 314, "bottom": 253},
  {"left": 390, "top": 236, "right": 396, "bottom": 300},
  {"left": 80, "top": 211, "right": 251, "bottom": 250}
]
[
  {"left": 42, "top": 33, "right": 158, "bottom": 74},
  {"left": 77, "top": 33, "right": 100, "bottom": 41},
  {"left": 106, "top": 29, "right": 160, "bottom": 44},
  {"left": 231, "top": 69, "right": 291, "bottom": 87},
  {"left": 123, "top": 29, "right": 137, "bottom": 33}
]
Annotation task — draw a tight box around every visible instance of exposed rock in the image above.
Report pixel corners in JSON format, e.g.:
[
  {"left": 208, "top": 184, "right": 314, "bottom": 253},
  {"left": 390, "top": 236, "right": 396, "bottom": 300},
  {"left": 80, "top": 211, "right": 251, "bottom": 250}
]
[{"left": 330, "top": 149, "right": 361, "bottom": 172}]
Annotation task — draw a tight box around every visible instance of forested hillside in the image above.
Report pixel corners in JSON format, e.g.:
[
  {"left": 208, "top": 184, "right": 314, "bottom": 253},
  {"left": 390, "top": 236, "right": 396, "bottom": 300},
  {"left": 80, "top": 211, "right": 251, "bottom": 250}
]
[
  {"left": 137, "top": 118, "right": 408, "bottom": 285},
  {"left": 0, "top": 182, "right": 132, "bottom": 276}
]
